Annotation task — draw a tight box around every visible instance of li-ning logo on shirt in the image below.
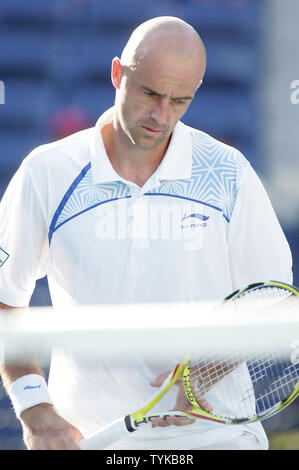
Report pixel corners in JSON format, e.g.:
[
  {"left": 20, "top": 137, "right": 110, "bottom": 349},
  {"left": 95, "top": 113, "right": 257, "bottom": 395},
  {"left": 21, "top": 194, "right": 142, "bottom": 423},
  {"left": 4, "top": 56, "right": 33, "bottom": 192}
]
[
  {"left": 0, "top": 247, "right": 9, "bottom": 267},
  {"left": 23, "top": 385, "right": 42, "bottom": 391},
  {"left": 181, "top": 213, "right": 210, "bottom": 230}
]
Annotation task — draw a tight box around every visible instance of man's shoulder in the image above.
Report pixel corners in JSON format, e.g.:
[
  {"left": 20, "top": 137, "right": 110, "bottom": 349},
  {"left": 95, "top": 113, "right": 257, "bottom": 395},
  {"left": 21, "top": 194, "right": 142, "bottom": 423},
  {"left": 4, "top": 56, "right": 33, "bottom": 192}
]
[
  {"left": 181, "top": 121, "right": 250, "bottom": 170},
  {"left": 23, "top": 127, "right": 93, "bottom": 173}
]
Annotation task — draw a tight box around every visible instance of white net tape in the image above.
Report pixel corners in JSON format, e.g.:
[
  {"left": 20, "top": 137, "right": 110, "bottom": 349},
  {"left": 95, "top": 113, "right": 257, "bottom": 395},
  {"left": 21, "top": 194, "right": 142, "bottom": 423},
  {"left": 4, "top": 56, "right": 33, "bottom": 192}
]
[{"left": 0, "top": 299, "right": 298, "bottom": 364}]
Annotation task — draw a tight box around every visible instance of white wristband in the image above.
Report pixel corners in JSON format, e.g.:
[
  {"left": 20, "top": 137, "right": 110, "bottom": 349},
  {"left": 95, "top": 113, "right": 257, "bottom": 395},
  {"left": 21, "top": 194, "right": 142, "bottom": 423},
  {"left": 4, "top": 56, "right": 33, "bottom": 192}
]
[{"left": 8, "top": 374, "right": 54, "bottom": 419}]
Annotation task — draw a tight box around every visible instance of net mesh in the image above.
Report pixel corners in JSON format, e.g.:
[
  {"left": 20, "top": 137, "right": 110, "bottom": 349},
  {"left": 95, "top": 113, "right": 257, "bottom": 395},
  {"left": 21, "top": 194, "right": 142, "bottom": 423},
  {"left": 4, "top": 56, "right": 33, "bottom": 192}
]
[{"left": 0, "top": 286, "right": 299, "bottom": 449}]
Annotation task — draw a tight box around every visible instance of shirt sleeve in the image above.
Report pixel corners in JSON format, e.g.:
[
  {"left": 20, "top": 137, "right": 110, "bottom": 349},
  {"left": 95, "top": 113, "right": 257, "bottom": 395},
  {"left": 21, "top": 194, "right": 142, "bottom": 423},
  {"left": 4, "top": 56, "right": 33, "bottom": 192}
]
[
  {"left": 228, "top": 165, "right": 293, "bottom": 291},
  {"left": 0, "top": 160, "right": 49, "bottom": 307}
]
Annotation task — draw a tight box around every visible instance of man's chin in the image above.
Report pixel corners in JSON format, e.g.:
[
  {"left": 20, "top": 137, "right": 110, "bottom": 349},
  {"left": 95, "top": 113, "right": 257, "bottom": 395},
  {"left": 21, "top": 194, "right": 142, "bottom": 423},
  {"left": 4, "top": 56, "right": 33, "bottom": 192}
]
[{"left": 130, "top": 132, "right": 168, "bottom": 150}]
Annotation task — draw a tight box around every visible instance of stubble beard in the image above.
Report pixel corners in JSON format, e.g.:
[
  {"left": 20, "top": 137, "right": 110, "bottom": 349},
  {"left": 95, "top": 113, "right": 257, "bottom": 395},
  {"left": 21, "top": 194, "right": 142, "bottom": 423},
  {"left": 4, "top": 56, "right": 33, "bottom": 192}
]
[
  {"left": 123, "top": 119, "right": 171, "bottom": 151},
  {"left": 115, "top": 106, "right": 170, "bottom": 151}
]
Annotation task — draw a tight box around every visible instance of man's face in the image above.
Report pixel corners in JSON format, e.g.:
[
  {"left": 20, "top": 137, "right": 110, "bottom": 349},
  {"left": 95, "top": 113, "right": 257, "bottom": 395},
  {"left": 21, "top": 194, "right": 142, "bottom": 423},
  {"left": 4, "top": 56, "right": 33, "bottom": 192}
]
[{"left": 113, "top": 53, "right": 202, "bottom": 150}]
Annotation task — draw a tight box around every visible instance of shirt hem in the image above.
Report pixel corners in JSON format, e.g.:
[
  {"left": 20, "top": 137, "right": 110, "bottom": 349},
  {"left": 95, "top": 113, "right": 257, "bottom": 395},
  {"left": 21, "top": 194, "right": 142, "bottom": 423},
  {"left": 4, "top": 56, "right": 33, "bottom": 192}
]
[{"left": 0, "top": 288, "right": 30, "bottom": 308}]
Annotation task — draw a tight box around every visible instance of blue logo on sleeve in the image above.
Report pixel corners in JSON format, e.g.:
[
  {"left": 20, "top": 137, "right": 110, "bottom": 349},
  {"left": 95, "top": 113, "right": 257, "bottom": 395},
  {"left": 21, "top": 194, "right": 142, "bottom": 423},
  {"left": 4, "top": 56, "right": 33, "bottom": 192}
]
[{"left": 0, "top": 247, "right": 9, "bottom": 267}]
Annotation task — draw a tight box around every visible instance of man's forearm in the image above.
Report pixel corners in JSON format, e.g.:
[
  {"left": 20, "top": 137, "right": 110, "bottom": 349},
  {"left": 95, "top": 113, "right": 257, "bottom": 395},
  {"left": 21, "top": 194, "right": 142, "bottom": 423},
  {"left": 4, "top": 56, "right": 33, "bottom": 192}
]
[
  {"left": 0, "top": 360, "right": 46, "bottom": 392},
  {"left": 0, "top": 302, "right": 82, "bottom": 448},
  {"left": 0, "top": 301, "right": 45, "bottom": 391}
]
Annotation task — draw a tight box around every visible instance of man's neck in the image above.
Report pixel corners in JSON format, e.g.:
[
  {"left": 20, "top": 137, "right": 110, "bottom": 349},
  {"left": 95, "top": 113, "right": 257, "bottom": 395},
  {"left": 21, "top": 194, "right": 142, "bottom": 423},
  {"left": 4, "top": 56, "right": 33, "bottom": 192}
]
[{"left": 101, "top": 121, "right": 170, "bottom": 187}]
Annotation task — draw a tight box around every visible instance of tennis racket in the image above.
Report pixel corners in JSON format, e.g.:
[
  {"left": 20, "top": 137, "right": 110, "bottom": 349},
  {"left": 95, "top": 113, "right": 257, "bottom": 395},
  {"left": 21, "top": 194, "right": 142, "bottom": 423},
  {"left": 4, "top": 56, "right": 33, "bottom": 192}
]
[{"left": 80, "top": 280, "right": 299, "bottom": 450}]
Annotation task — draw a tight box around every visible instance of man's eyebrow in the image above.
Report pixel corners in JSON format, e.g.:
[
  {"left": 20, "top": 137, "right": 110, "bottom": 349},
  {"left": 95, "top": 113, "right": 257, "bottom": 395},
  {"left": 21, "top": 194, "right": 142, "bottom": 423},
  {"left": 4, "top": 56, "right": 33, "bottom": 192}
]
[{"left": 141, "top": 86, "right": 194, "bottom": 101}]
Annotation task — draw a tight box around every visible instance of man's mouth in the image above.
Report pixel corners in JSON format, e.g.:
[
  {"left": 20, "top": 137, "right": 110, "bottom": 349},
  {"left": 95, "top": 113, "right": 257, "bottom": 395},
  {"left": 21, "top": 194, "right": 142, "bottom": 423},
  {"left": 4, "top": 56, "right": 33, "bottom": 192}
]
[{"left": 141, "top": 126, "right": 163, "bottom": 135}]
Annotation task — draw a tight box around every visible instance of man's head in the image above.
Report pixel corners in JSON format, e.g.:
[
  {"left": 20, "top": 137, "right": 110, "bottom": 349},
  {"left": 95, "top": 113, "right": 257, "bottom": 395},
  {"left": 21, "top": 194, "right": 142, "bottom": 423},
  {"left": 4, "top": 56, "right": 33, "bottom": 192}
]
[{"left": 111, "top": 17, "right": 206, "bottom": 150}]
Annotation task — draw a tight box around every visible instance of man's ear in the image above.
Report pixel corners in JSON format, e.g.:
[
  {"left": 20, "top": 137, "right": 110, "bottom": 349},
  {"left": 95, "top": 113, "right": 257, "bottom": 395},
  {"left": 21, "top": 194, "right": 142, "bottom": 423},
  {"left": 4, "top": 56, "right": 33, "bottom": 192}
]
[{"left": 111, "top": 57, "right": 123, "bottom": 89}]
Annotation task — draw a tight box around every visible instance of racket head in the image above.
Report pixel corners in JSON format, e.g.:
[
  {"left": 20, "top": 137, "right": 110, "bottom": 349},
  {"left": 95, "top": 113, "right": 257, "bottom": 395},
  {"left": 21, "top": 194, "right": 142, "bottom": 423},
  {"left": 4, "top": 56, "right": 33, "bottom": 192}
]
[
  {"left": 181, "top": 281, "right": 299, "bottom": 425},
  {"left": 224, "top": 280, "right": 299, "bottom": 306}
]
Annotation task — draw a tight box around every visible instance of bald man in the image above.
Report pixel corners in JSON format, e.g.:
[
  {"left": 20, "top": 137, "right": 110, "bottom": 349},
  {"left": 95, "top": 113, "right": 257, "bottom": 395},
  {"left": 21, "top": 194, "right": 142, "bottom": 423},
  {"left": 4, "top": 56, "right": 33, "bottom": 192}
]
[
  {"left": 102, "top": 17, "right": 206, "bottom": 187},
  {"left": 0, "top": 17, "right": 292, "bottom": 450}
]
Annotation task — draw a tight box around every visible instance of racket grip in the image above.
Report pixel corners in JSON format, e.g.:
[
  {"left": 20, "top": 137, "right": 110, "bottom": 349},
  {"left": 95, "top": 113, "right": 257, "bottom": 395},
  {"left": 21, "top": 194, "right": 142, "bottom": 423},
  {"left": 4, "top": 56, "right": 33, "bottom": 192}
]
[{"left": 79, "top": 418, "right": 130, "bottom": 450}]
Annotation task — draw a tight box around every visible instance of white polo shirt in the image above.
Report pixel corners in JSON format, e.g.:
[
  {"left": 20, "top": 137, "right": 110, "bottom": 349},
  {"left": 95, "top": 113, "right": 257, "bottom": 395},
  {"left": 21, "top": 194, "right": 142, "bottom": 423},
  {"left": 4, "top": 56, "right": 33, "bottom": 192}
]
[{"left": 0, "top": 112, "right": 293, "bottom": 449}]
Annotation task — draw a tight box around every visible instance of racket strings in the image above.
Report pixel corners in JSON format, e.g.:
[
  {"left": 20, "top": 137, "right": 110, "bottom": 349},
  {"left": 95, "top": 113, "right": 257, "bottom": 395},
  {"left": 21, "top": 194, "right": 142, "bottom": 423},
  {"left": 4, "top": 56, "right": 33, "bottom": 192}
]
[
  {"left": 226, "top": 286, "right": 299, "bottom": 417},
  {"left": 185, "top": 284, "right": 299, "bottom": 418},
  {"left": 185, "top": 350, "right": 299, "bottom": 420},
  {"left": 188, "top": 355, "right": 242, "bottom": 402},
  {"left": 187, "top": 347, "right": 299, "bottom": 414},
  {"left": 177, "top": 284, "right": 299, "bottom": 421},
  {"left": 248, "top": 352, "right": 299, "bottom": 412}
]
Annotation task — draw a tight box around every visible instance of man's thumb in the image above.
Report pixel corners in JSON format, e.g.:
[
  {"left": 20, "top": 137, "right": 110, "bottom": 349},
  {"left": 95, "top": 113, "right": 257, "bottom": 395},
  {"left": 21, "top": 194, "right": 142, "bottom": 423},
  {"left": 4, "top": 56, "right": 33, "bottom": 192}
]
[{"left": 150, "top": 371, "right": 170, "bottom": 388}]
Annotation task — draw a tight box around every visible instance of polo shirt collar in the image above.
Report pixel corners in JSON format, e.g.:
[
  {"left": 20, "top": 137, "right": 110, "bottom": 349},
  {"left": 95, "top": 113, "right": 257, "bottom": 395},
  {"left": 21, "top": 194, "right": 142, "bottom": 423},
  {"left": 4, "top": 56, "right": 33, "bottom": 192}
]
[{"left": 90, "top": 109, "right": 192, "bottom": 186}]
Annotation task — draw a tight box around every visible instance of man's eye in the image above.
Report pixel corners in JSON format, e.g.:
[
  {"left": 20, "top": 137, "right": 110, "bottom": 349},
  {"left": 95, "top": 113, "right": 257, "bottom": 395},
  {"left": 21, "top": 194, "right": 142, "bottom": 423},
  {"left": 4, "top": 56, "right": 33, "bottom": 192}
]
[
  {"left": 143, "top": 90, "right": 156, "bottom": 96},
  {"left": 173, "top": 99, "right": 187, "bottom": 105}
]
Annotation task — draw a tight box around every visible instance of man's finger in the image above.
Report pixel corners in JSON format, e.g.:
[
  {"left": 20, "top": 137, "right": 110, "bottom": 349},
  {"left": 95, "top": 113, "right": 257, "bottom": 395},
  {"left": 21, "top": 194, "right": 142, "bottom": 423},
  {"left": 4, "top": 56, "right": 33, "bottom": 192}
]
[
  {"left": 151, "top": 415, "right": 194, "bottom": 428},
  {"left": 150, "top": 371, "right": 170, "bottom": 388},
  {"left": 166, "top": 416, "right": 195, "bottom": 427}
]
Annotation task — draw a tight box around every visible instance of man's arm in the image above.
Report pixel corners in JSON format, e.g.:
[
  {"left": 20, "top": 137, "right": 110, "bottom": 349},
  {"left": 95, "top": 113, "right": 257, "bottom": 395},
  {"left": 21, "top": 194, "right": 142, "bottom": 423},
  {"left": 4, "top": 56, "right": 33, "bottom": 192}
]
[
  {"left": 0, "top": 302, "right": 83, "bottom": 450},
  {"left": 228, "top": 165, "right": 293, "bottom": 288}
]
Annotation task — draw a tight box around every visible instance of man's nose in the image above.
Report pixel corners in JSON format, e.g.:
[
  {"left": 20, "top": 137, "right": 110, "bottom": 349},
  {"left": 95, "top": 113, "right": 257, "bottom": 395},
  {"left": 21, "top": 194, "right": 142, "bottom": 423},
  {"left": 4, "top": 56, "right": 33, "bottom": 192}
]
[{"left": 150, "top": 99, "right": 168, "bottom": 126}]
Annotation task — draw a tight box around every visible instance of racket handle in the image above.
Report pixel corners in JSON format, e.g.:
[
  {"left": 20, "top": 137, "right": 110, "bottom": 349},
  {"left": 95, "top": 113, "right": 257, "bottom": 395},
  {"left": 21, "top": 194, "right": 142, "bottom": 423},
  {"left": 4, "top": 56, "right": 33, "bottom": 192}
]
[{"left": 79, "top": 418, "right": 130, "bottom": 450}]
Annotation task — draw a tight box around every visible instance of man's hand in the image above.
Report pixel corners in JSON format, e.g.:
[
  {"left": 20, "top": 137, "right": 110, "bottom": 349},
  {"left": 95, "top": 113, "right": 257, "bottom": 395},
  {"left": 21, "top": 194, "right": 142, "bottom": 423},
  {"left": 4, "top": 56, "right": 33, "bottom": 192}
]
[
  {"left": 20, "top": 403, "right": 83, "bottom": 450},
  {"left": 149, "top": 369, "right": 213, "bottom": 429},
  {"left": 150, "top": 371, "right": 194, "bottom": 428}
]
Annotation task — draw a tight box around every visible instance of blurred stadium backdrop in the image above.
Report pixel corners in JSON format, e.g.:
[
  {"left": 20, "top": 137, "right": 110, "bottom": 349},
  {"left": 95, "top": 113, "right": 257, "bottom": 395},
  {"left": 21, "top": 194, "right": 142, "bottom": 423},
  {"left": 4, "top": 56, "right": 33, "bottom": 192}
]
[{"left": 0, "top": 0, "right": 298, "bottom": 450}]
